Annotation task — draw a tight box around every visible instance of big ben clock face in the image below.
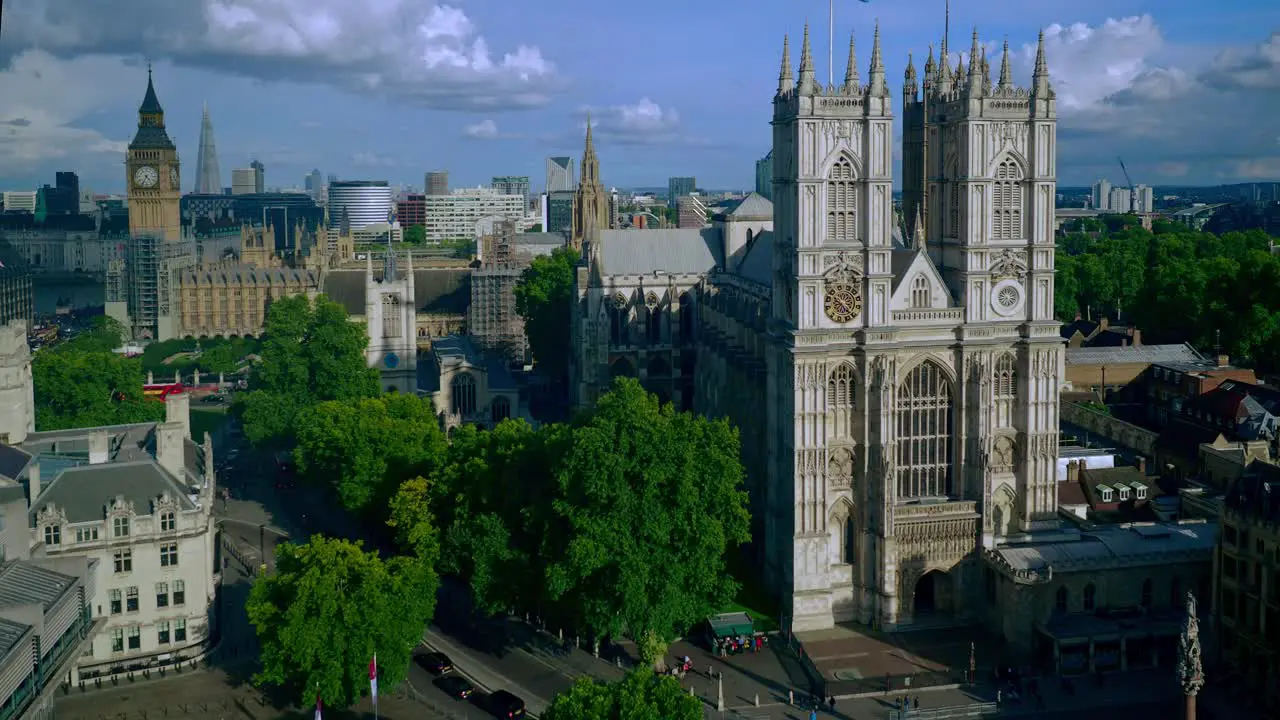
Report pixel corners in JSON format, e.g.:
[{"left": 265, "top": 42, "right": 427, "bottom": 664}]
[
  {"left": 169, "top": 166, "right": 179, "bottom": 190},
  {"left": 133, "top": 166, "right": 159, "bottom": 188}
]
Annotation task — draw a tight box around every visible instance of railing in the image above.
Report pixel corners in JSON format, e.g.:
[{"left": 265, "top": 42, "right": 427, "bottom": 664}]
[
  {"left": 892, "top": 307, "right": 965, "bottom": 324},
  {"left": 888, "top": 701, "right": 999, "bottom": 720}
]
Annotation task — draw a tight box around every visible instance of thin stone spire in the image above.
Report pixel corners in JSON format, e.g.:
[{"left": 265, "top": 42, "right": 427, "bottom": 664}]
[
  {"left": 1033, "top": 29, "right": 1052, "bottom": 96},
  {"left": 924, "top": 44, "right": 936, "bottom": 84},
  {"left": 966, "top": 29, "right": 983, "bottom": 96},
  {"left": 778, "top": 34, "right": 794, "bottom": 96},
  {"left": 913, "top": 205, "right": 926, "bottom": 250},
  {"left": 981, "top": 48, "right": 991, "bottom": 91},
  {"left": 797, "top": 24, "right": 818, "bottom": 95},
  {"left": 903, "top": 51, "right": 917, "bottom": 97},
  {"left": 868, "top": 21, "right": 887, "bottom": 97},
  {"left": 843, "top": 32, "right": 859, "bottom": 94},
  {"left": 937, "top": 39, "right": 953, "bottom": 90},
  {"left": 955, "top": 53, "right": 965, "bottom": 83},
  {"left": 194, "top": 102, "right": 223, "bottom": 195},
  {"left": 998, "top": 39, "right": 1013, "bottom": 89}
]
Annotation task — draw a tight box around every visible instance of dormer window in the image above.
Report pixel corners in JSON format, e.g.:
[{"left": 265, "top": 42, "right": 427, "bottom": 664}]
[
  {"left": 1118, "top": 486, "right": 1130, "bottom": 502},
  {"left": 1135, "top": 484, "right": 1148, "bottom": 500},
  {"left": 113, "top": 516, "right": 131, "bottom": 538},
  {"left": 1098, "top": 485, "right": 1113, "bottom": 503},
  {"left": 160, "top": 512, "right": 176, "bottom": 532},
  {"left": 44, "top": 525, "right": 61, "bottom": 546}
]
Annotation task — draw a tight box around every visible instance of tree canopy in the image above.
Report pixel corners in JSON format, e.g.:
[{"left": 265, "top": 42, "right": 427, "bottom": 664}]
[
  {"left": 514, "top": 245, "right": 579, "bottom": 382},
  {"left": 234, "top": 295, "right": 380, "bottom": 446},
  {"left": 542, "top": 671, "right": 702, "bottom": 720},
  {"left": 1055, "top": 225, "right": 1280, "bottom": 371},
  {"left": 393, "top": 378, "right": 751, "bottom": 663},
  {"left": 32, "top": 318, "right": 163, "bottom": 431},
  {"left": 246, "top": 536, "right": 438, "bottom": 708},
  {"left": 402, "top": 225, "right": 426, "bottom": 244},
  {"left": 293, "top": 393, "right": 446, "bottom": 515}
]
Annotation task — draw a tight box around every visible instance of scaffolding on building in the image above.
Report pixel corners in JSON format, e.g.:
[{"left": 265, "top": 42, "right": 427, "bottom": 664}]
[
  {"left": 469, "top": 220, "right": 527, "bottom": 363},
  {"left": 118, "top": 233, "right": 196, "bottom": 339}
]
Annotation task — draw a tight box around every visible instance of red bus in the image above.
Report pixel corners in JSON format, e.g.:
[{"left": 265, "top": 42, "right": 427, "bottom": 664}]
[{"left": 143, "top": 383, "right": 185, "bottom": 400}]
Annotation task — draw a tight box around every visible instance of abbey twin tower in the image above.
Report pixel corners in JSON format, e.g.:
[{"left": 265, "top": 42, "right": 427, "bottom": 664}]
[{"left": 571, "top": 20, "right": 1063, "bottom": 632}]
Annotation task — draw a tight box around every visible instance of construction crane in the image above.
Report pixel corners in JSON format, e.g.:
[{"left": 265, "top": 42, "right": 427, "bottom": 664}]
[{"left": 1117, "top": 156, "right": 1137, "bottom": 214}]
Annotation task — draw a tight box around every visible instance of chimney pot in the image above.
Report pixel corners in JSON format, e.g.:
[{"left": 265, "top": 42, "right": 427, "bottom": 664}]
[{"left": 1217, "top": 354, "right": 1230, "bottom": 368}]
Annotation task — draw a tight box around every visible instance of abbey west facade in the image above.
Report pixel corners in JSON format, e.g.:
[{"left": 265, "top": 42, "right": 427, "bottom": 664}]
[{"left": 572, "top": 26, "right": 1062, "bottom": 631}]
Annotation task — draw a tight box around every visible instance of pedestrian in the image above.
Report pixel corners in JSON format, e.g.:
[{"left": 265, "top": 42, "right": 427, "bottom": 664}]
[
  {"left": 914, "top": 696, "right": 919, "bottom": 710},
  {"left": 828, "top": 695, "right": 836, "bottom": 711},
  {"left": 997, "top": 689, "right": 1003, "bottom": 705},
  {"left": 808, "top": 711, "right": 817, "bottom": 720},
  {"left": 788, "top": 689, "right": 795, "bottom": 706}
]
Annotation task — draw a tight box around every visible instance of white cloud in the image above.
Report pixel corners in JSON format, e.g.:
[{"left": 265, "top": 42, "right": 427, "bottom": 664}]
[
  {"left": 1, "top": 0, "right": 564, "bottom": 111},
  {"left": 349, "top": 152, "right": 398, "bottom": 168},
  {"left": 988, "top": 17, "right": 1280, "bottom": 183},
  {"left": 577, "top": 98, "right": 685, "bottom": 145},
  {"left": 0, "top": 51, "right": 132, "bottom": 175},
  {"left": 463, "top": 119, "right": 499, "bottom": 139}
]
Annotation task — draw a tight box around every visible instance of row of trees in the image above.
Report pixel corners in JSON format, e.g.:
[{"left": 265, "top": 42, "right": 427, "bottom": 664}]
[
  {"left": 32, "top": 316, "right": 163, "bottom": 430},
  {"left": 1056, "top": 222, "right": 1280, "bottom": 371}
]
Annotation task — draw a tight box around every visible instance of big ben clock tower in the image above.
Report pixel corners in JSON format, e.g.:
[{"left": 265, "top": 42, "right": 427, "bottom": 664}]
[{"left": 127, "top": 67, "right": 181, "bottom": 241}]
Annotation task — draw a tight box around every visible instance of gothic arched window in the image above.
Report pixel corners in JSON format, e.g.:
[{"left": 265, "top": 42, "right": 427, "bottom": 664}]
[
  {"left": 993, "top": 158, "right": 1024, "bottom": 240},
  {"left": 895, "top": 360, "right": 953, "bottom": 499},
  {"left": 910, "top": 275, "right": 930, "bottom": 309},
  {"left": 381, "top": 294, "right": 402, "bottom": 338},
  {"left": 450, "top": 373, "right": 476, "bottom": 416},
  {"left": 491, "top": 396, "right": 510, "bottom": 423},
  {"left": 826, "top": 158, "right": 857, "bottom": 244},
  {"left": 678, "top": 293, "right": 695, "bottom": 343},
  {"left": 827, "top": 363, "right": 856, "bottom": 440},
  {"left": 609, "top": 307, "right": 624, "bottom": 345},
  {"left": 843, "top": 518, "right": 856, "bottom": 565},
  {"left": 948, "top": 181, "right": 961, "bottom": 238},
  {"left": 994, "top": 353, "right": 1017, "bottom": 428},
  {"left": 647, "top": 305, "right": 662, "bottom": 344}
]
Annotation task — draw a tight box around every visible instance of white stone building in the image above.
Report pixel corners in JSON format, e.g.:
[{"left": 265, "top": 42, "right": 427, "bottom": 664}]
[
  {"left": 363, "top": 251, "right": 419, "bottom": 394},
  {"left": 572, "top": 24, "right": 1065, "bottom": 633},
  {"left": 422, "top": 188, "right": 528, "bottom": 242}
]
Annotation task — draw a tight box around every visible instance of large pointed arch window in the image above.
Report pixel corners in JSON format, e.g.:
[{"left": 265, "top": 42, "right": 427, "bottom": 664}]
[
  {"left": 896, "top": 360, "right": 954, "bottom": 499},
  {"left": 994, "top": 353, "right": 1017, "bottom": 428},
  {"left": 826, "top": 158, "right": 857, "bottom": 244},
  {"left": 993, "top": 158, "right": 1024, "bottom": 240},
  {"left": 910, "top": 275, "right": 931, "bottom": 309},
  {"left": 382, "top": 294, "right": 402, "bottom": 338},
  {"left": 827, "top": 363, "right": 856, "bottom": 440}
]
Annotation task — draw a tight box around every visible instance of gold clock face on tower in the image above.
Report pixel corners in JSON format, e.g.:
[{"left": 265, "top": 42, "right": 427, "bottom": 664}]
[
  {"left": 169, "top": 166, "right": 179, "bottom": 190},
  {"left": 133, "top": 166, "right": 159, "bottom": 188},
  {"left": 823, "top": 281, "right": 862, "bottom": 324}
]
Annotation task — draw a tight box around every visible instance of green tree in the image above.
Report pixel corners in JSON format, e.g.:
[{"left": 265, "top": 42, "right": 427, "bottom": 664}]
[
  {"left": 33, "top": 346, "right": 163, "bottom": 431},
  {"left": 293, "top": 394, "right": 446, "bottom": 515},
  {"left": 514, "top": 246, "right": 579, "bottom": 381},
  {"left": 65, "top": 316, "right": 127, "bottom": 352},
  {"left": 234, "top": 295, "right": 380, "bottom": 446},
  {"left": 247, "top": 536, "right": 438, "bottom": 708},
  {"left": 542, "top": 378, "right": 751, "bottom": 665},
  {"left": 402, "top": 225, "right": 426, "bottom": 244},
  {"left": 197, "top": 343, "right": 240, "bottom": 375},
  {"left": 542, "top": 671, "right": 702, "bottom": 720}
]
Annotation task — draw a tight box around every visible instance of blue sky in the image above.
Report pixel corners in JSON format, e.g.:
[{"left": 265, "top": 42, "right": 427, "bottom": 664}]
[{"left": 0, "top": 0, "right": 1278, "bottom": 194}]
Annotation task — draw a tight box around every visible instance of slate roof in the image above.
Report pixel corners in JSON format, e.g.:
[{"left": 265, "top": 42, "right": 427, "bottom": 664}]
[
  {"left": 1155, "top": 418, "right": 1227, "bottom": 452},
  {"left": 0, "top": 561, "right": 77, "bottom": 611},
  {"left": 0, "top": 617, "right": 30, "bottom": 660},
  {"left": 993, "top": 522, "right": 1216, "bottom": 572},
  {"left": 734, "top": 231, "right": 774, "bottom": 287},
  {"left": 0, "top": 444, "right": 31, "bottom": 482},
  {"left": 321, "top": 268, "right": 471, "bottom": 317},
  {"left": 1065, "top": 343, "right": 1205, "bottom": 366},
  {"left": 28, "top": 459, "right": 197, "bottom": 525},
  {"left": 596, "top": 229, "right": 721, "bottom": 276}
]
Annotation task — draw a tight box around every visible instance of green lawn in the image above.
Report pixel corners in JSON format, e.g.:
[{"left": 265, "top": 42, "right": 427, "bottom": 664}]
[
  {"left": 190, "top": 406, "right": 228, "bottom": 442},
  {"left": 718, "top": 550, "right": 780, "bottom": 633}
]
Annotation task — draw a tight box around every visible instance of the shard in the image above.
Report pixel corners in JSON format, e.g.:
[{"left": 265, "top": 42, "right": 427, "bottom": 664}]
[{"left": 194, "top": 102, "right": 222, "bottom": 195}]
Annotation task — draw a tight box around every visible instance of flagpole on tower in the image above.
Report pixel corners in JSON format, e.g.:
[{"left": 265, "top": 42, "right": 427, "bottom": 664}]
[{"left": 829, "top": 0, "right": 835, "bottom": 87}]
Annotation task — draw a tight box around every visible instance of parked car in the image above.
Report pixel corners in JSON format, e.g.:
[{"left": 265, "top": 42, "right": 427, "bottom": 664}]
[
  {"left": 433, "top": 674, "right": 475, "bottom": 700},
  {"left": 416, "top": 651, "right": 453, "bottom": 675},
  {"left": 202, "top": 394, "right": 225, "bottom": 403},
  {"left": 488, "top": 690, "right": 526, "bottom": 718}
]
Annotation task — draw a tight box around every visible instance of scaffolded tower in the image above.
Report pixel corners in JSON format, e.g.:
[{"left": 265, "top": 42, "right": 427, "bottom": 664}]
[
  {"left": 469, "top": 220, "right": 526, "bottom": 362},
  {"left": 194, "top": 103, "right": 223, "bottom": 195}
]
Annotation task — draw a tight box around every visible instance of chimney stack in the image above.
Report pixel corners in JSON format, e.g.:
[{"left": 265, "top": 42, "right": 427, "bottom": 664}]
[
  {"left": 165, "top": 392, "right": 191, "bottom": 440},
  {"left": 26, "top": 461, "right": 41, "bottom": 504},
  {"left": 88, "top": 430, "right": 109, "bottom": 464},
  {"left": 1130, "top": 328, "right": 1142, "bottom": 346},
  {"left": 1216, "top": 354, "right": 1230, "bottom": 368},
  {"left": 1136, "top": 456, "right": 1147, "bottom": 475},
  {"left": 1067, "top": 459, "right": 1081, "bottom": 485}
]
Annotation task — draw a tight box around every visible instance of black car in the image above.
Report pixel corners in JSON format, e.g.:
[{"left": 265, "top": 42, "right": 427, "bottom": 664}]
[
  {"left": 488, "top": 690, "right": 526, "bottom": 718},
  {"left": 416, "top": 651, "right": 453, "bottom": 674},
  {"left": 433, "top": 674, "right": 475, "bottom": 700}
]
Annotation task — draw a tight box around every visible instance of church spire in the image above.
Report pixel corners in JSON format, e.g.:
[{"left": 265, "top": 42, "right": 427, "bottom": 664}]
[
  {"left": 998, "top": 39, "right": 1013, "bottom": 90},
  {"left": 913, "top": 205, "right": 926, "bottom": 251},
  {"left": 580, "top": 113, "right": 600, "bottom": 185},
  {"left": 966, "top": 28, "right": 983, "bottom": 97},
  {"left": 867, "top": 21, "right": 887, "bottom": 97},
  {"left": 1032, "top": 29, "right": 1052, "bottom": 96},
  {"left": 797, "top": 24, "right": 818, "bottom": 95},
  {"left": 778, "top": 34, "right": 793, "bottom": 96},
  {"left": 903, "top": 51, "right": 918, "bottom": 98},
  {"left": 140, "top": 64, "right": 164, "bottom": 116},
  {"left": 937, "top": 39, "right": 952, "bottom": 91},
  {"left": 843, "top": 31, "right": 859, "bottom": 94}
]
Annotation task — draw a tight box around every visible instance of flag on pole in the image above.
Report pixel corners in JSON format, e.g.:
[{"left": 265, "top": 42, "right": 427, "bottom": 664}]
[
  {"left": 314, "top": 694, "right": 322, "bottom": 720},
  {"left": 369, "top": 654, "right": 378, "bottom": 704}
]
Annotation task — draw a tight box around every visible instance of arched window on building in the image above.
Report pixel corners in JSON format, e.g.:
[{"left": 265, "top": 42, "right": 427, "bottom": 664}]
[
  {"left": 842, "top": 518, "right": 856, "bottom": 565},
  {"left": 1083, "top": 583, "right": 1097, "bottom": 611},
  {"left": 993, "top": 158, "right": 1024, "bottom": 241},
  {"left": 827, "top": 364, "right": 856, "bottom": 440},
  {"left": 994, "top": 353, "right": 1017, "bottom": 428},
  {"left": 609, "top": 307, "right": 624, "bottom": 345},
  {"left": 896, "top": 360, "right": 953, "bottom": 499},
  {"left": 826, "top": 157, "right": 857, "bottom": 244},
  {"left": 450, "top": 373, "right": 476, "bottom": 416},
  {"left": 382, "top": 294, "right": 402, "bottom": 338},
  {"left": 491, "top": 396, "right": 510, "bottom": 423},
  {"left": 910, "top": 275, "right": 930, "bottom": 309},
  {"left": 647, "top": 305, "right": 663, "bottom": 344}
]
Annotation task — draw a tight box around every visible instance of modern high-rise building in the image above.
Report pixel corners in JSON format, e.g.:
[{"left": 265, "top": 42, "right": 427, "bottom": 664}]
[
  {"left": 1109, "top": 186, "right": 1132, "bottom": 213},
  {"left": 425, "top": 171, "right": 449, "bottom": 196},
  {"left": 1133, "top": 184, "right": 1155, "bottom": 213},
  {"left": 755, "top": 151, "right": 774, "bottom": 200},
  {"left": 396, "top": 193, "right": 427, "bottom": 227},
  {"left": 491, "top": 176, "right": 531, "bottom": 205},
  {"left": 542, "top": 191, "right": 575, "bottom": 234},
  {"left": 676, "top": 195, "right": 707, "bottom": 229},
  {"left": 194, "top": 103, "right": 223, "bottom": 195},
  {"left": 422, "top": 188, "right": 526, "bottom": 242},
  {"left": 305, "top": 169, "right": 324, "bottom": 200},
  {"left": 1, "top": 191, "right": 37, "bottom": 212},
  {"left": 327, "top": 181, "right": 393, "bottom": 232},
  {"left": 545, "top": 157, "right": 574, "bottom": 192},
  {"left": 250, "top": 160, "right": 265, "bottom": 193},
  {"left": 1091, "top": 179, "right": 1112, "bottom": 211},
  {"left": 667, "top": 176, "right": 696, "bottom": 205},
  {"left": 231, "top": 169, "right": 257, "bottom": 196}
]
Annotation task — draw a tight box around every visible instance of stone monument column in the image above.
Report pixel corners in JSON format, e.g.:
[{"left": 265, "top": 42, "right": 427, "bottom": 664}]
[{"left": 1176, "top": 591, "right": 1204, "bottom": 720}]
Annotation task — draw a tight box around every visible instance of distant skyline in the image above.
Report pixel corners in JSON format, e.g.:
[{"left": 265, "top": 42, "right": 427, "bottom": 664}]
[{"left": 0, "top": 0, "right": 1278, "bottom": 193}]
